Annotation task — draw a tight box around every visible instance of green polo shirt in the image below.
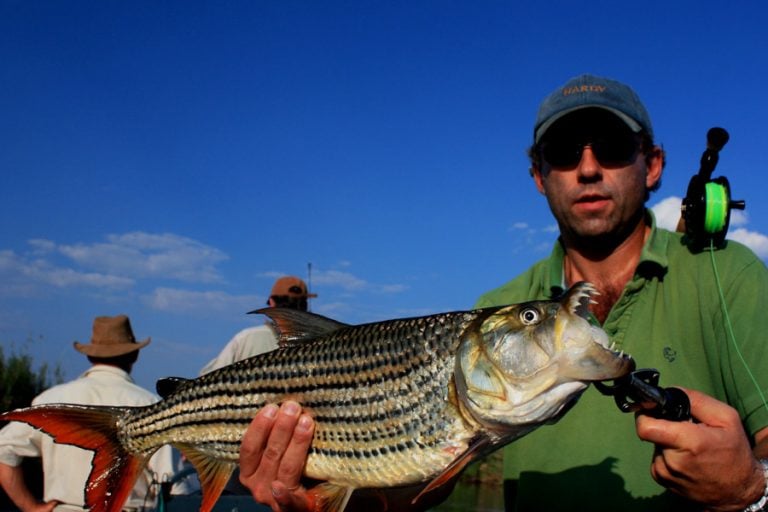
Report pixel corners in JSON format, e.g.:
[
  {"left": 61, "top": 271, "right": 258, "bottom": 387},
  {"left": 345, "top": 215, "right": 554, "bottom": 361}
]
[{"left": 436, "top": 212, "right": 768, "bottom": 511}]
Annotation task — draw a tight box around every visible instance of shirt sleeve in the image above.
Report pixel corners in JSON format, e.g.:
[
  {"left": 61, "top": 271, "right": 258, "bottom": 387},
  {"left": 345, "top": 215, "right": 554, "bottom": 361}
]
[
  {"left": 719, "top": 250, "right": 768, "bottom": 435},
  {"left": 200, "top": 326, "right": 278, "bottom": 375},
  {"left": 0, "top": 421, "right": 42, "bottom": 466},
  {"left": 199, "top": 334, "right": 241, "bottom": 375}
]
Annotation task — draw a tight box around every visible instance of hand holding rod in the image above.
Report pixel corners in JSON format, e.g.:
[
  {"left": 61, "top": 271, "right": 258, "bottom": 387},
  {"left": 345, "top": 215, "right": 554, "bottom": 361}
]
[{"left": 595, "top": 369, "right": 692, "bottom": 421}]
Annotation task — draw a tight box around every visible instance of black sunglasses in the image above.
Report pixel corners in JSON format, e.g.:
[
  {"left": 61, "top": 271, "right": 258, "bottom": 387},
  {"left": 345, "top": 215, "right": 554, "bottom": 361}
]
[{"left": 540, "top": 133, "right": 641, "bottom": 169}]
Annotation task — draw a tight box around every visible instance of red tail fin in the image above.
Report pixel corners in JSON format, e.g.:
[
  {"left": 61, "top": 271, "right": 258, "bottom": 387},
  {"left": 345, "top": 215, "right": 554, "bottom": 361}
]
[{"left": 1, "top": 404, "right": 149, "bottom": 512}]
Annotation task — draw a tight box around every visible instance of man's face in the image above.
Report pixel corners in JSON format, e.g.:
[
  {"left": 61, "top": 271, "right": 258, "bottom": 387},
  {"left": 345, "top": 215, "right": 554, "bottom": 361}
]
[{"left": 532, "top": 110, "right": 662, "bottom": 247}]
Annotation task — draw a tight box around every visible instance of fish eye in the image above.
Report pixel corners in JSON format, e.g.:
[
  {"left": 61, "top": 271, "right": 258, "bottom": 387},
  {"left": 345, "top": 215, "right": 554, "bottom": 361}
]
[{"left": 519, "top": 307, "right": 540, "bottom": 325}]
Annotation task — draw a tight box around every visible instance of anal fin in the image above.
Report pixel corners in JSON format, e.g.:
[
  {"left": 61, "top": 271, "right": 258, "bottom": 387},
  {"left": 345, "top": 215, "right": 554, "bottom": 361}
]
[{"left": 176, "top": 443, "right": 236, "bottom": 512}]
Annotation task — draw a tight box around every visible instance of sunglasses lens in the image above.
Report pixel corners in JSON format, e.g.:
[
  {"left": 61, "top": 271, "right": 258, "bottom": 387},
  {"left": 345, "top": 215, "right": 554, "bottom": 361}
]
[
  {"left": 541, "top": 140, "right": 583, "bottom": 168},
  {"left": 593, "top": 135, "right": 639, "bottom": 167},
  {"left": 542, "top": 134, "right": 639, "bottom": 168}
]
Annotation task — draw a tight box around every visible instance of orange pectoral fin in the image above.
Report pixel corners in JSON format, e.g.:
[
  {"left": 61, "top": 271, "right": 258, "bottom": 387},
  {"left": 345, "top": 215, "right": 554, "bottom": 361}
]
[
  {"left": 412, "top": 439, "right": 490, "bottom": 506},
  {"left": 308, "top": 482, "right": 354, "bottom": 512},
  {"left": 176, "top": 443, "right": 236, "bottom": 512}
]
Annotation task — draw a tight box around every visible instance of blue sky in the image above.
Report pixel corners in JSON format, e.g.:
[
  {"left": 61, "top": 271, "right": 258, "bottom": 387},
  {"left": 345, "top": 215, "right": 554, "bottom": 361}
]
[{"left": 1, "top": 1, "right": 767, "bottom": 391}]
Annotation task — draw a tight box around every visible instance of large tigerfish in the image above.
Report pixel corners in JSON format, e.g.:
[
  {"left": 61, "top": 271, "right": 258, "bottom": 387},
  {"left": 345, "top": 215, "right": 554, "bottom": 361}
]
[{"left": 0, "top": 282, "right": 633, "bottom": 512}]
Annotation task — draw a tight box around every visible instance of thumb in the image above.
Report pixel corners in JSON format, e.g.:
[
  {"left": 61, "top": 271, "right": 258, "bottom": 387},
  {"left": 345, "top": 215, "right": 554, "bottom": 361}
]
[{"left": 682, "top": 387, "right": 740, "bottom": 427}]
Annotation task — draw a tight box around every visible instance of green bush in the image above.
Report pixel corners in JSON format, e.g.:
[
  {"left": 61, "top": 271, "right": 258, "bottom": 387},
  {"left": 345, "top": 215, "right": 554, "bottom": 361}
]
[
  {"left": 0, "top": 344, "right": 63, "bottom": 508},
  {"left": 0, "top": 345, "right": 63, "bottom": 414}
]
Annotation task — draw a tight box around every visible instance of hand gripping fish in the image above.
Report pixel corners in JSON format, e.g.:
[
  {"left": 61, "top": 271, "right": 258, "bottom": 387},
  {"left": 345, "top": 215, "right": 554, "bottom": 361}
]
[{"left": 0, "top": 282, "right": 634, "bottom": 512}]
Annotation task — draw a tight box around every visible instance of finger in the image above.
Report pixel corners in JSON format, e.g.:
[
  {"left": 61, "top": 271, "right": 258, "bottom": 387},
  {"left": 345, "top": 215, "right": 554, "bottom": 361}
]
[
  {"left": 239, "top": 402, "right": 303, "bottom": 508},
  {"left": 240, "top": 403, "right": 280, "bottom": 476},
  {"left": 636, "top": 388, "right": 743, "bottom": 447},
  {"left": 275, "top": 413, "right": 315, "bottom": 485},
  {"left": 683, "top": 387, "right": 741, "bottom": 428},
  {"left": 648, "top": 444, "right": 683, "bottom": 484},
  {"left": 256, "top": 402, "right": 303, "bottom": 478},
  {"left": 635, "top": 413, "right": 693, "bottom": 447},
  {"left": 42, "top": 502, "right": 60, "bottom": 512}
]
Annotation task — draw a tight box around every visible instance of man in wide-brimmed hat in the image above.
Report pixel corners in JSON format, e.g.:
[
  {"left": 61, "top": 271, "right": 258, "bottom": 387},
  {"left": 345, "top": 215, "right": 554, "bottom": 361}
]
[
  {"left": 72, "top": 314, "right": 152, "bottom": 358},
  {"left": 0, "top": 315, "right": 176, "bottom": 512},
  {"left": 200, "top": 275, "right": 317, "bottom": 375}
]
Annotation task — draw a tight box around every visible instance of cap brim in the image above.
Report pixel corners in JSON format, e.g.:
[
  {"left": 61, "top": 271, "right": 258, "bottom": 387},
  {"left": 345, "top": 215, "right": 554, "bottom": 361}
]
[{"left": 535, "top": 105, "right": 643, "bottom": 143}]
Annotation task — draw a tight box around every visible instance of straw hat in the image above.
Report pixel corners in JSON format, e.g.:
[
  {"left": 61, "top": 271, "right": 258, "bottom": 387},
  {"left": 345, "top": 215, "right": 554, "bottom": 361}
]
[{"left": 73, "top": 315, "right": 151, "bottom": 357}]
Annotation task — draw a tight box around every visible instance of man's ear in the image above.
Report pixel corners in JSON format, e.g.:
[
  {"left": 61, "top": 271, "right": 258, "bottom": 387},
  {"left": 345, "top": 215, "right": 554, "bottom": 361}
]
[
  {"left": 531, "top": 166, "right": 546, "bottom": 195},
  {"left": 646, "top": 147, "right": 664, "bottom": 190}
]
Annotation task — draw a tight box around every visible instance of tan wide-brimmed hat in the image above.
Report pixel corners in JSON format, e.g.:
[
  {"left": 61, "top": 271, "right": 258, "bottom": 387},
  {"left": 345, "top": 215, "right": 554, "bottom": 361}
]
[{"left": 73, "top": 315, "right": 151, "bottom": 357}]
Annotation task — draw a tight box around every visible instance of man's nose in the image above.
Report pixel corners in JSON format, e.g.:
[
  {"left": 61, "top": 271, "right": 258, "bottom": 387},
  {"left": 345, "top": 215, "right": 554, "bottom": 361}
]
[{"left": 577, "top": 145, "right": 602, "bottom": 179}]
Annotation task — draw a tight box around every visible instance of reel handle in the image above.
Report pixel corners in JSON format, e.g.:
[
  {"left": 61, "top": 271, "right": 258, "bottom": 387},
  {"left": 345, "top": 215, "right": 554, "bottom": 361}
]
[{"left": 699, "top": 127, "right": 729, "bottom": 179}]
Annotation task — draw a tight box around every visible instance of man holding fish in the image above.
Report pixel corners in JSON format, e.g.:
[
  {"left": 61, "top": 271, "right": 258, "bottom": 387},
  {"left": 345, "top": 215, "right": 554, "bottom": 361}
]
[{"left": 240, "top": 75, "right": 768, "bottom": 511}]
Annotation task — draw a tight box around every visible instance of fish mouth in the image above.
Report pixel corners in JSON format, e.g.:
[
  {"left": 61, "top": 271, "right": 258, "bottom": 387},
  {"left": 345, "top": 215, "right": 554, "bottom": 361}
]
[{"left": 558, "top": 282, "right": 635, "bottom": 381}]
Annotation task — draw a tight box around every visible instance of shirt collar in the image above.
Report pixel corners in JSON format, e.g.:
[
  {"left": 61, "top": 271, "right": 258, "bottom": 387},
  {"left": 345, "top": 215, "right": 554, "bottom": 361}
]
[
  {"left": 546, "top": 209, "right": 669, "bottom": 297},
  {"left": 81, "top": 364, "right": 134, "bottom": 382}
]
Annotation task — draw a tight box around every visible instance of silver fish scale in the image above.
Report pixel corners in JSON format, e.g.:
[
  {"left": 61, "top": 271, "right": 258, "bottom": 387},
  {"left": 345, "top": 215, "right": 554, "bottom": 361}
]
[{"left": 120, "top": 311, "right": 484, "bottom": 488}]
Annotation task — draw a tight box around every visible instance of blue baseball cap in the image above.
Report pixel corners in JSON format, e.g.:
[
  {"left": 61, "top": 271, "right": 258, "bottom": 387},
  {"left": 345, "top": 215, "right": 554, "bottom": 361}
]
[{"left": 534, "top": 74, "right": 653, "bottom": 143}]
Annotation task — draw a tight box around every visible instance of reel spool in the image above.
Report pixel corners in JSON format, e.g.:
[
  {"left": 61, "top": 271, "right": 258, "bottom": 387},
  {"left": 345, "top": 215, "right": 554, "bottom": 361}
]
[{"left": 680, "top": 127, "right": 745, "bottom": 250}]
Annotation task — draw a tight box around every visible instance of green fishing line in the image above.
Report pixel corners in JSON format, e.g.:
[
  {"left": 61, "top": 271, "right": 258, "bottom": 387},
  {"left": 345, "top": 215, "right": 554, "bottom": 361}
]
[{"left": 709, "top": 239, "right": 768, "bottom": 413}]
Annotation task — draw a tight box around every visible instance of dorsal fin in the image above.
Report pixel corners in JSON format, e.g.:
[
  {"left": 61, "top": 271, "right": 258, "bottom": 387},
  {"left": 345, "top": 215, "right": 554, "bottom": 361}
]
[
  {"left": 155, "top": 377, "right": 190, "bottom": 399},
  {"left": 249, "top": 308, "right": 350, "bottom": 345}
]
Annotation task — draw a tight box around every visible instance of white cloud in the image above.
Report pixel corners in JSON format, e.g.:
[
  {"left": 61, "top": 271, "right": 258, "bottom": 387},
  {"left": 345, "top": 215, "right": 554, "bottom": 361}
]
[
  {"left": 0, "top": 232, "right": 231, "bottom": 299},
  {"left": 27, "top": 239, "right": 56, "bottom": 254},
  {"left": 508, "top": 221, "right": 559, "bottom": 235},
  {"left": 146, "top": 287, "right": 260, "bottom": 314},
  {"left": 380, "top": 284, "right": 408, "bottom": 293},
  {"left": 258, "top": 267, "right": 407, "bottom": 311},
  {"left": 38, "top": 267, "right": 134, "bottom": 288},
  {"left": 312, "top": 270, "right": 368, "bottom": 291},
  {"left": 312, "top": 269, "right": 407, "bottom": 294},
  {"left": 56, "top": 232, "right": 228, "bottom": 283},
  {"left": 728, "top": 229, "right": 768, "bottom": 259},
  {"left": 0, "top": 249, "right": 133, "bottom": 296},
  {"left": 730, "top": 209, "right": 748, "bottom": 227},
  {"left": 650, "top": 196, "right": 683, "bottom": 232}
]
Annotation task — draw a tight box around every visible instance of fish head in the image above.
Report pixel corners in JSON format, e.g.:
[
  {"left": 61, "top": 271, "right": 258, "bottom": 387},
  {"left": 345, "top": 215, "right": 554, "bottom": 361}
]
[{"left": 456, "top": 282, "right": 634, "bottom": 434}]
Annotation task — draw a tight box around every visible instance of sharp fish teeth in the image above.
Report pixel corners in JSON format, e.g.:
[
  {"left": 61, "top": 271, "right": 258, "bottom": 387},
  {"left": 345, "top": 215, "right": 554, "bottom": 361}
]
[{"left": 567, "top": 282, "right": 598, "bottom": 317}]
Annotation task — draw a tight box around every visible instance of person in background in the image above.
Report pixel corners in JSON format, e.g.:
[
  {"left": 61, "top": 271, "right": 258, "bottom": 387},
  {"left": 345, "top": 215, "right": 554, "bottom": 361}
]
[
  {"left": 0, "top": 315, "right": 176, "bottom": 512},
  {"left": 200, "top": 276, "right": 317, "bottom": 375},
  {"left": 234, "top": 74, "right": 768, "bottom": 512}
]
